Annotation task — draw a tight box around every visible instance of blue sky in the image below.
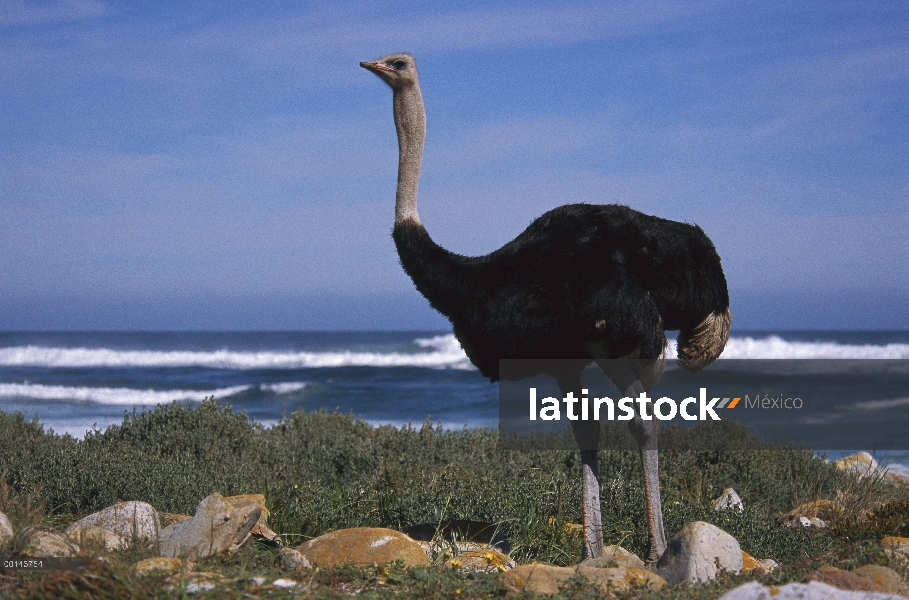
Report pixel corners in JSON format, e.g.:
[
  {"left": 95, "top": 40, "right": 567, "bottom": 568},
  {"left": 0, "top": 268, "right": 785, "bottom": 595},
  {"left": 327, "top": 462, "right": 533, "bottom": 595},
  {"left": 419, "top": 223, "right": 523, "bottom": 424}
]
[{"left": 1, "top": 0, "right": 907, "bottom": 330}]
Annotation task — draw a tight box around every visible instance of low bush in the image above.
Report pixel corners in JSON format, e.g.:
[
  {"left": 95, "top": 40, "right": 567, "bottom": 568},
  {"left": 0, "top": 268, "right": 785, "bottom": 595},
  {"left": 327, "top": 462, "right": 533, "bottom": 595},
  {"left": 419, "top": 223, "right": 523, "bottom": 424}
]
[{"left": 1, "top": 399, "right": 903, "bottom": 568}]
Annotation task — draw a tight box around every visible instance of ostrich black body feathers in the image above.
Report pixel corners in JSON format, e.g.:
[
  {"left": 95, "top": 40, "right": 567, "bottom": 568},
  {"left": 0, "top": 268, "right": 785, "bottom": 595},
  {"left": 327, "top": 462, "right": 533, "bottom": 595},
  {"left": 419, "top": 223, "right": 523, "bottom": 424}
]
[{"left": 393, "top": 203, "right": 730, "bottom": 382}]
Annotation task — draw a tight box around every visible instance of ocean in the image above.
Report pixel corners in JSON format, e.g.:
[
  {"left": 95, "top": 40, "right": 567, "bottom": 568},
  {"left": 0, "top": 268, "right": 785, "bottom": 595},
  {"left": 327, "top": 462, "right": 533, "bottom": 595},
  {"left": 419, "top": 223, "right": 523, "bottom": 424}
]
[{"left": 1, "top": 330, "right": 908, "bottom": 476}]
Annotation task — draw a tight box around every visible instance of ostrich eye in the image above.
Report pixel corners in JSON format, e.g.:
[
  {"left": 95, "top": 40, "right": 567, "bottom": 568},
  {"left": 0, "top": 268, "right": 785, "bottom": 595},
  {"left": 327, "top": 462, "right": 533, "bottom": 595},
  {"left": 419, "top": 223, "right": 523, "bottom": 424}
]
[{"left": 393, "top": 60, "right": 407, "bottom": 69}]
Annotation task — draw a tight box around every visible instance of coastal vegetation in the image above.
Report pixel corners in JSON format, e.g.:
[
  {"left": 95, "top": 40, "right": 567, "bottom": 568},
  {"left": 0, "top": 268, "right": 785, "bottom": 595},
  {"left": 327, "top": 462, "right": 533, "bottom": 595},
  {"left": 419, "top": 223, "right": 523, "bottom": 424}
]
[{"left": 0, "top": 400, "right": 906, "bottom": 598}]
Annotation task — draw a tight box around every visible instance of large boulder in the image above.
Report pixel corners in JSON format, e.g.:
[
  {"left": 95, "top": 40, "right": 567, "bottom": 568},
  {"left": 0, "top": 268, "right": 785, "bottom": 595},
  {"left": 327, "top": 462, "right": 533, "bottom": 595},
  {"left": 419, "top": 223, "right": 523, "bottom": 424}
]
[
  {"left": 295, "top": 527, "right": 430, "bottom": 568},
  {"left": 158, "top": 493, "right": 261, "bottom": 559},
  {"left": 576, "top": 545, "right": 645, "bottom": 570},
  {"left": 804, "top": 565, "right": 909, "bottom": 596},
  {"left": 720, "top": 580, "right": 907, "bottom": 600},
  {"left": 14, "top": 525, "right": 81, "bottom": 557},
  {"left": 834, "top": 451, "right": 879, "bottom": 478},
  {"left": 65, "top": 501, "right": 160, "bottom": 551},
  {"left": 656, "top": 521, "right": 743, "bottom": 584}
]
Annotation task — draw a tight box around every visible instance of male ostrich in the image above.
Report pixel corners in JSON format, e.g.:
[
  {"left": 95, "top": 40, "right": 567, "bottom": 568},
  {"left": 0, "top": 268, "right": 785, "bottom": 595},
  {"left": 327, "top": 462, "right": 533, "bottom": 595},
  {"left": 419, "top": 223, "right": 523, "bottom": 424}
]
[{"left": 361, "top": 53, "right": 731, "bottom": 562}]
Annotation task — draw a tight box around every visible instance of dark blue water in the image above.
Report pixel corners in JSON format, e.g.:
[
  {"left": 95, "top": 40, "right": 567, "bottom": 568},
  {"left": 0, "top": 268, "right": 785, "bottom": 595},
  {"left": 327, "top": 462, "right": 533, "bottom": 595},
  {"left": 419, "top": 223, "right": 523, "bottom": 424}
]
[{"left": 1, "top": 330, "right": 907, "bottom": 476}]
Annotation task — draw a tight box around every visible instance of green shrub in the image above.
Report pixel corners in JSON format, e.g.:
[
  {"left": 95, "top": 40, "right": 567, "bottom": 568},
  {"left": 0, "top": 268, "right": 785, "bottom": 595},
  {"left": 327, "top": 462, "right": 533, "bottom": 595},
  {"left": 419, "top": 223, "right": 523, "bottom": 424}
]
[{"left": 0, "top": 400, "right": 903, "bottom": 567}]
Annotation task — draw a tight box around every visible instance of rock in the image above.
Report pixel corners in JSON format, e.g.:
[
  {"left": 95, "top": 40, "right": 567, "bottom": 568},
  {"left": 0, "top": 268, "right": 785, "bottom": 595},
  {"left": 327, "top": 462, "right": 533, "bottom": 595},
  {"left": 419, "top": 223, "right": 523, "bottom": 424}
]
[
  {"left": 418, "top": 539, "right": 484, "bottom": 559},
  {"left": 65, "top": 525, "right": 124, "bottom": 551},
  {"left": 131, "top": 557, "right": 184, "bottom": 577},
  {"left": 225, "top": 494, "right": 280, "bottom": 544},
  {"left": 164, "top": 571, "right": 226, "bottom": 594},
  {"left": 65, "top": 501, "right": 160, "bottom": 551},
  {"left": 0, "top": 512, "right": 13, "bottom": 545},
  {"left": 575, "top": 567, "right": 666, "bottom": 596},
  {"left": 759, "top": 558, "right": 780, "bottom": 572},
  {"left": 805, "top": 565, "right": 909, "bottom": 596},
  {"left": 158, "top": 493, "right": 261, "bottom": 560},
  {"left": 576, "top": 545, "right": 645, "bottom": 570},
  {"left": 834, "top": 451, "right": 879, "bottom": 479},
  {"left": 656, "top": 521, "right": 743, "bottom": 584},
  {"left": 883, "top": 536, "right": 909, "bottom": 565},
  {"left": 295, "top": 527, "right": 430, "bottom": 568},
  {"left": 777, "top": 500, "right": 841, "bottom": 528},
  {"left": 782, "top": 514, "right": 827, "bottom": 528},
  {"left": 13, "top": 525, "right": 81, "bottom": 557},
  {"left": 225, "top": 493, "right": 268, "bottom": 517},
  {"left": 740, "top": 553, "right": 782, "bottom": 574},
  {"left": 279, "top": 547, "right": 311, "bottom": 570},
  {"left": 445, "top": 547, "right": 515, "bottom": 573},
  {"left": 498, "top": 564, "right": 576, "bottom": 596},
  {"left": 741, "top": 551, "right": 765, "bottom": 573},
  {"left": 498, "top": 564, "right": 664, "bottom": 597},
  {"left": 720, "top": 580, "right": 908, "bottom": 600},
  {"left": 158, "top": 512, "right": 192, "bottom": 527},
  {"left": 715, "top": 488, "right": 745, "bottom": 512},
  {"left": 884, "top": 471, "right": 909, "bottom": 484},
  {"left": 419, "top": 539, "right": 514, "bottom": 570},
  {"left": 271, "top": 578, "right": 300, "bottom": 589}
]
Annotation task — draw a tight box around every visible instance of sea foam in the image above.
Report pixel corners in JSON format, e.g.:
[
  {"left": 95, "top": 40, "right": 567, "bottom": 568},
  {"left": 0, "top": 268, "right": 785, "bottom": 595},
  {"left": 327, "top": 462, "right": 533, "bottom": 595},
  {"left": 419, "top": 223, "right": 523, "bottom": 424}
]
[
  {"left": 0, "top": 382, "right": 251, "bottom": 405},
  {"left": 1, "top": 335, "right": 907, "bottom": 371},
  {"left": 719, "top": 336, "right": 909, "bottom": 359},
  {"left": 0, "top": 336, "right": 472, "bottom": 370}
]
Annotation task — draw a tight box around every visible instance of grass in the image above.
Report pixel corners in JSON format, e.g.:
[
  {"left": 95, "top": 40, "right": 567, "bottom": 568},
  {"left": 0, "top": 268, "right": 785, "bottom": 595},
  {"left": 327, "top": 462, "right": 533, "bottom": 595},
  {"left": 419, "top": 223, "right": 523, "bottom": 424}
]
[{"left": 0, "top": 400, "right": 906, "bottom": 598}]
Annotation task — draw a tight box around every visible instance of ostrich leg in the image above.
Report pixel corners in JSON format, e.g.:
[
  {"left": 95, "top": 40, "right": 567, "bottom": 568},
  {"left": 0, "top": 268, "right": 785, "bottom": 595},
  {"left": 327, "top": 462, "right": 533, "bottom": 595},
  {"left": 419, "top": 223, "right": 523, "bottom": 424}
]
[
  {"left": 599, "top": 360, "right": 667, "bottom": 564},
  {"left": 572, "top": 420, "right": 604, "bottom": 559},
  {"left": 625, "top": 378, "right": 667, "bottom": 564},
  {"left": 560, "top": 378, "right": 604, "bottom": 559}
]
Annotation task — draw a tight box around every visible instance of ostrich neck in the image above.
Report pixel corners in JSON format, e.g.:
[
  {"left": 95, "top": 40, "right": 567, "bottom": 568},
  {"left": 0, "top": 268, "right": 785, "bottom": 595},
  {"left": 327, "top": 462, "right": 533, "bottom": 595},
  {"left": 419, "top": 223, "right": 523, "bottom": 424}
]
[
  {"left": 390, "top": 81, "right": 470, "bottom": 319},
  {"left": 393, "top": 84, "right": 425, "bottom": 224}
]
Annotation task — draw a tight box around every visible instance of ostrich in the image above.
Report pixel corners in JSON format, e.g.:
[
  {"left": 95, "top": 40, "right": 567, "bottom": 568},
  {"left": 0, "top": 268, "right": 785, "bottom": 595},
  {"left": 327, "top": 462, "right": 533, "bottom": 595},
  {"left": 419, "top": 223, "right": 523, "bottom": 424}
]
[{"left": 360, "top": 53, "right": 731, "bottom": 562}]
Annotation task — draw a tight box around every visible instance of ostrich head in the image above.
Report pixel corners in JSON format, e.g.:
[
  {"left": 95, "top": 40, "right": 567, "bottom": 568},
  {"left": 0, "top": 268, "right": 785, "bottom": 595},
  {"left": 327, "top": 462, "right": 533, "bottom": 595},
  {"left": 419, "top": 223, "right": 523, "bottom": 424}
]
[{"left": 360, "top": 53, "right": 418, "bottom": 89}]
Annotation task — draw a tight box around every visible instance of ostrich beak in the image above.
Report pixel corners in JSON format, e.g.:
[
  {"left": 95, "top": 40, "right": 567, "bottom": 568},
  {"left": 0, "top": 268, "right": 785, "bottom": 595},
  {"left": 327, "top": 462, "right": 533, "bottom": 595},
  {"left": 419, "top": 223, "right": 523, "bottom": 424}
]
[{"left": 360, "top": 61, "right": 395, "bottom": 73}]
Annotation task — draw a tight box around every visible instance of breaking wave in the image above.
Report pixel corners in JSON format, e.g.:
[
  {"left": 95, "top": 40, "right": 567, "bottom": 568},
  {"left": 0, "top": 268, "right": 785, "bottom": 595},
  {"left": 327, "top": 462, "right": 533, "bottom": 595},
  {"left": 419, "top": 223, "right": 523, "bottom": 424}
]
[
  {"left": 717, "top": 336, "right": 909, "bottom": 359},
  {"left": 0, "top": 382, "right": 251, "bottom": 405},
  {"left": 1, "top": 335, "right": 907, "bottom": 372},
  {"left": 0, "top": 335, "right": 472, "bottom": 370}
]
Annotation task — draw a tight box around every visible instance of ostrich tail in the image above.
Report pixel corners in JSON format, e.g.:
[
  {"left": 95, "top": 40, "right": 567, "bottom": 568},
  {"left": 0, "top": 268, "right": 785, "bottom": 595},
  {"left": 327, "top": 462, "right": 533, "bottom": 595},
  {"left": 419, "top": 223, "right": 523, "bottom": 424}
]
[{"left": 677, "top": 307, "right": 732, "bottom": 373}]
